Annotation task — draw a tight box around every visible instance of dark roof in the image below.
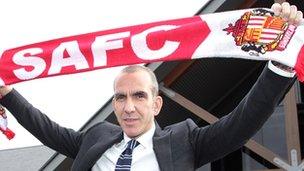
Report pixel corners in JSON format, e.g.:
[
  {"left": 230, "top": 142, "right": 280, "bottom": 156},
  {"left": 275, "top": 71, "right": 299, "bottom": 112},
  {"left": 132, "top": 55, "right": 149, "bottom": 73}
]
[{"left": 156, "top": 59, "right": 264, "bottom": 127}]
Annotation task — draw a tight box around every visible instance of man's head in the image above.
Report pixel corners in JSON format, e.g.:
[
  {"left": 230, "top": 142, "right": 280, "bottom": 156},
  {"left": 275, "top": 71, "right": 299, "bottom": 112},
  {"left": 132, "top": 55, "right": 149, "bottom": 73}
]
[{"left": 112, "top": 65, "right": 163, "bottom": 138}]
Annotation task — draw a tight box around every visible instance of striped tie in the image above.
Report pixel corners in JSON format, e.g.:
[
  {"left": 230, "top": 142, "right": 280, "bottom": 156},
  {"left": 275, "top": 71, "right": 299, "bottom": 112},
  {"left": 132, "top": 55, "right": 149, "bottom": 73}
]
[{"left": 115, "top": 139, "right": 139, "bottom": 171}]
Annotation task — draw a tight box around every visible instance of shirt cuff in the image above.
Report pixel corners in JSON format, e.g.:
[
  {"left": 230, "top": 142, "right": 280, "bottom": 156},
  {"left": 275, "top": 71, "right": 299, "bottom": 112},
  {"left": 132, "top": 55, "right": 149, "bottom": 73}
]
[{"left": 267, "top": 61, "right": 296, "bottom": 78}]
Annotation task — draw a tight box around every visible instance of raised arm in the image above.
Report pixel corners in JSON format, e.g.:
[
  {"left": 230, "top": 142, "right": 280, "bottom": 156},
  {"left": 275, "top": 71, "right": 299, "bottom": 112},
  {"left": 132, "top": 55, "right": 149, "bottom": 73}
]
[
  {"left": 0, "top": 86, "right": 83, "bottom": 158},
  {"left": 192, "top": 2, "right": 303, "bottom": 167}
]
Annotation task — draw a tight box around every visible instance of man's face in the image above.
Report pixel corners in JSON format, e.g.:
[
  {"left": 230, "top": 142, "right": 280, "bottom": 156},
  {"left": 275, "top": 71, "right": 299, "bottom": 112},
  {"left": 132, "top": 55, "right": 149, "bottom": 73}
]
[{"left": 112, "top": 70, "right": 162, "bottom": 138}]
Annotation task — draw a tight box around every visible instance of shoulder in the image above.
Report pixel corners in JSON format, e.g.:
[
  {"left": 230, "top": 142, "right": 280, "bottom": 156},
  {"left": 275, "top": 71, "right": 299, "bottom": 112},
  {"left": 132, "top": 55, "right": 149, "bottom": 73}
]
[
  {"left": 160, "top": 119, "right": 201, "bottom": 152},
  {"left": 162, "top": 119, "right": 199, "bottom": 135},
  {"left": 165, "top": 118, "right": 198, "bottom": 129},
  {"left": 83, "top": 121, "right": 121, "bottom": 138}
]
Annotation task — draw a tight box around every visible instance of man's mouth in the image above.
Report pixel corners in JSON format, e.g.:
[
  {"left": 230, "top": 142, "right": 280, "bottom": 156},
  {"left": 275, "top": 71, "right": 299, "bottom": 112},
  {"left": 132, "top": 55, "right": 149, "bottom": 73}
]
[{"left": 123, "top": 118, "right": 139, "bottom": 125}]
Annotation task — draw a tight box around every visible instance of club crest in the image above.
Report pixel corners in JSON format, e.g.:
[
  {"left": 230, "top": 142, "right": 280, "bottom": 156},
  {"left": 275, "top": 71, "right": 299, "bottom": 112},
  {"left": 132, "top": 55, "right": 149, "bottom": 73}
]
[{"left": 223, "top": 8, "right": 296, "bottom": 56}]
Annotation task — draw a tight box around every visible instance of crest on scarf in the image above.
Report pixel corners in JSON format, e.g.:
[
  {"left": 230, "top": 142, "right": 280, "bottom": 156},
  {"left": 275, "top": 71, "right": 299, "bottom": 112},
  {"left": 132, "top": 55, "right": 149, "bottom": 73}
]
[{"left": 223, "top": 8, "right": 296, "bottom": 56}]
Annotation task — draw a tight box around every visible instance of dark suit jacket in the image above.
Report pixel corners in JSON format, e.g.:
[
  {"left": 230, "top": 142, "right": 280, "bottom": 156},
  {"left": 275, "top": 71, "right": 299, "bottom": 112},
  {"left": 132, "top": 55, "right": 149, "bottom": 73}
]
[{"left": 0, "top": 67, "right": 295, "bottom": 171}]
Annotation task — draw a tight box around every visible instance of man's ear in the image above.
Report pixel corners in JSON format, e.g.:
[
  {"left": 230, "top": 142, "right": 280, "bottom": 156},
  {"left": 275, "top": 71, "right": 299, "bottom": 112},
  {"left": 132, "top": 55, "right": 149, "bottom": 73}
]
[
  {"left": 112, "top": 98, "right": 116, "bottom": 112},
  {"left": 153, "top": 95, "right": 163, "bottom": 116}
]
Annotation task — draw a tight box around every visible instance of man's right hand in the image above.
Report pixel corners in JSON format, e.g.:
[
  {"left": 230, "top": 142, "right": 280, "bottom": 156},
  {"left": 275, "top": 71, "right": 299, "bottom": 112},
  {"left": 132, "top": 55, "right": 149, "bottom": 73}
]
[
  {"left": 271, "top": 2, "right": 303, "bottom": 26},
  {"left": 0, "top": 86, "right": 13, "bottom": 98}
]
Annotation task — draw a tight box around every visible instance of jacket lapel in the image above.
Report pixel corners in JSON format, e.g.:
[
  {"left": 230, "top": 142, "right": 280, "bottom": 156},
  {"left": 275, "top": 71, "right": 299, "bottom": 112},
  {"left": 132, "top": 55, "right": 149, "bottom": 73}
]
[
  {"left": 153, "top": 123, "right": 174, "bottom": 171},
  {"left": 78, "top": 129, "right": 123, "bottom": 171}
]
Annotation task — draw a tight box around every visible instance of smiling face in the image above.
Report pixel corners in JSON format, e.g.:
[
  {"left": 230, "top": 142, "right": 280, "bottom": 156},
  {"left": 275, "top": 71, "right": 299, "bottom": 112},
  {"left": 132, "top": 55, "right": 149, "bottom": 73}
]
[{"left": 112, "top": 69, "right": 162, "bottom": 138}]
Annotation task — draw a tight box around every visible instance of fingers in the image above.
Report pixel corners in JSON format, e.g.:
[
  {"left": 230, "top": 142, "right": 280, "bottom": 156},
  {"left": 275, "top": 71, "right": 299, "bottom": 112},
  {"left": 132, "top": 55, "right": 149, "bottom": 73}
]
[
  {"left": 288, "top": 5, "right": 297, "bottom": 23},
  {"left": 271, "top": 3, "right": 282, "bottom": 16},
  {"left": 295, "top": 11, "right": 303, "bottom": 25},
  {"left": 281, "top": 2, "right": 291, "bottom": 20},
  {"left": 271, "top": 2, "right": 303, "bottom": 26}
]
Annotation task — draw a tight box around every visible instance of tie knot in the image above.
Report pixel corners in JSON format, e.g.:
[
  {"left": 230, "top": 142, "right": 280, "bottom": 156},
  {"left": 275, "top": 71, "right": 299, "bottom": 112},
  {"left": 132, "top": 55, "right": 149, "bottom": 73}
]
[{"left": 127, "top": 139, "right": 139, "bottom": 150}]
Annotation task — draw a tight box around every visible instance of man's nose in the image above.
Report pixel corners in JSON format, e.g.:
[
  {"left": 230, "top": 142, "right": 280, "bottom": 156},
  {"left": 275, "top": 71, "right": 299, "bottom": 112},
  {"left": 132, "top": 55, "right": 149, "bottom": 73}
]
[{"left": 124, "top": 98, "right": 135, "bottom": 113}]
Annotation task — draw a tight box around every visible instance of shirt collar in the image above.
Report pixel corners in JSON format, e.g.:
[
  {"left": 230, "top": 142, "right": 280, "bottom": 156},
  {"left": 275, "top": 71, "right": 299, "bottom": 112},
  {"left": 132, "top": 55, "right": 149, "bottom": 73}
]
[{"left": 123, "top": 122, "right": 156, "bottom": 149}]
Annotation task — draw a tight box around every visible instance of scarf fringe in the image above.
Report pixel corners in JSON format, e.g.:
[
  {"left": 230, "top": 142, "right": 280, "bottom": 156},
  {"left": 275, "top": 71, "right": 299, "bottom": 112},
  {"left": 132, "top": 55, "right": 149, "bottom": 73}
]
[
  {"left": 0, "top": 105, "right": 15, "bottom": 140},
  {"left": 0, "top": 127, "right": 15, "bottom": 140}
]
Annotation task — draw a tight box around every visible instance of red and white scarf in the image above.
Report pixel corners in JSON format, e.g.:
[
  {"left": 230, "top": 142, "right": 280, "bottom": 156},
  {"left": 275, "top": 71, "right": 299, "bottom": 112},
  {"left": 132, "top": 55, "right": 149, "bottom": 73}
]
[
  {"left": 0, "top": 8, "right": 303, "bottom": 140},
  {"left": 0, "top": 8, "right": 303, "bottom": 86}
]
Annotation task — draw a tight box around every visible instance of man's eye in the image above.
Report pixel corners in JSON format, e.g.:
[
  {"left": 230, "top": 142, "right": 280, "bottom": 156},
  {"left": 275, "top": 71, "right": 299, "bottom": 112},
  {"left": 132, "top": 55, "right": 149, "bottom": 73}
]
[
  {"left": 135, "top": 92, "right": 146, "bottom": 99},
  {"left": 137, "top": 94, "right": 144, "bottom": 98},
  {"left": 115, "top": 95, "right": 125, "bottom": 101}
]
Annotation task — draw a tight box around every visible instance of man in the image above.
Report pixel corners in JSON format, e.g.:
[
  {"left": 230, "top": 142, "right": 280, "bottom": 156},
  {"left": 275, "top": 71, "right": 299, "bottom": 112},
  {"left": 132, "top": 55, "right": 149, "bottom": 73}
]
[{"left": 0, "top": 2, "right": 303, "bottom": 171}]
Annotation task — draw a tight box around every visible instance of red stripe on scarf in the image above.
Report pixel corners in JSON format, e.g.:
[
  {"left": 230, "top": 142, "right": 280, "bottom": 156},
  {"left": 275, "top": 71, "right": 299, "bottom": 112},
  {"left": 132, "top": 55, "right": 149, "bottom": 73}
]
[
  {"left": 0, "top": 16, "right": 210, "bottom": 85},
  {"left": 295, "top": 44, "right": 304, "bottom": 82}
]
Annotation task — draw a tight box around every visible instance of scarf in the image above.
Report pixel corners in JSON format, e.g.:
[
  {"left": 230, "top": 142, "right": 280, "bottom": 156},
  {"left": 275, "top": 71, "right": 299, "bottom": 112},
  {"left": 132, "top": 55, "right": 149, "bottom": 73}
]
[
  {"left": 0, "top": 8, "right": 303, "bottom": 86},
  {"left": 0, "top": 8, "right": 303, "bottom": 140}
]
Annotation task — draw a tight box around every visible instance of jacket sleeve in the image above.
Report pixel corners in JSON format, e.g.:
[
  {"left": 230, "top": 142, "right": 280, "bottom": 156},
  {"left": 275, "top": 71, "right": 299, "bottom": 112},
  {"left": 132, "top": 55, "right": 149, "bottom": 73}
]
[
  {"left": 0, "top": 89, "right": 83, "bottom": 159},
  {"left": 190, "top": 66, "right": 295, "bottom": 167}
]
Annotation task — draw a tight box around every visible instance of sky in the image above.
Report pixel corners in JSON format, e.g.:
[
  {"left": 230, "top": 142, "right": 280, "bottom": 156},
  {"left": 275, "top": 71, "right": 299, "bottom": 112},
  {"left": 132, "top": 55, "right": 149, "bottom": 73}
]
[{"left": 0, "top": 0, "right": 209, "bottom": 150}]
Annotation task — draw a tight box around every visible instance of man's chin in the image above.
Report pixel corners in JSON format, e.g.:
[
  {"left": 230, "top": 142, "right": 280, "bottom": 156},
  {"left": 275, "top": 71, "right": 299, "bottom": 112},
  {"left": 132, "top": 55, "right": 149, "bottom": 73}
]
[
  {"left": 124, "top": 130, "right": 140, "bottom": 138},
  {"left": 122, "top": 125, "right": 142, "bottom": 138}
]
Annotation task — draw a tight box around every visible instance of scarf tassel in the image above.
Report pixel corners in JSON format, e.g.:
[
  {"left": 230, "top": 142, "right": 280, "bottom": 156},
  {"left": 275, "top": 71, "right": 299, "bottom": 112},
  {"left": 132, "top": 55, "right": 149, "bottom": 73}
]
[
  {"left": 0, "top": 127, "right": 15, "bottom": 140},
  {"left": 0, "top": 105, "right": 15, "bottom": 140}
]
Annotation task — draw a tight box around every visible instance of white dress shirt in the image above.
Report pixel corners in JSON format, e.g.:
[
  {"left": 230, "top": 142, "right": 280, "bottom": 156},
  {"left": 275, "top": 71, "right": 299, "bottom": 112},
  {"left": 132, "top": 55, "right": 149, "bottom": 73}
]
[
  {"left": 268, "top": 61, "right": 296, "bottom": 78},
  {"left": 92, "top": 123, "right": 160, "bottom": 171}
]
